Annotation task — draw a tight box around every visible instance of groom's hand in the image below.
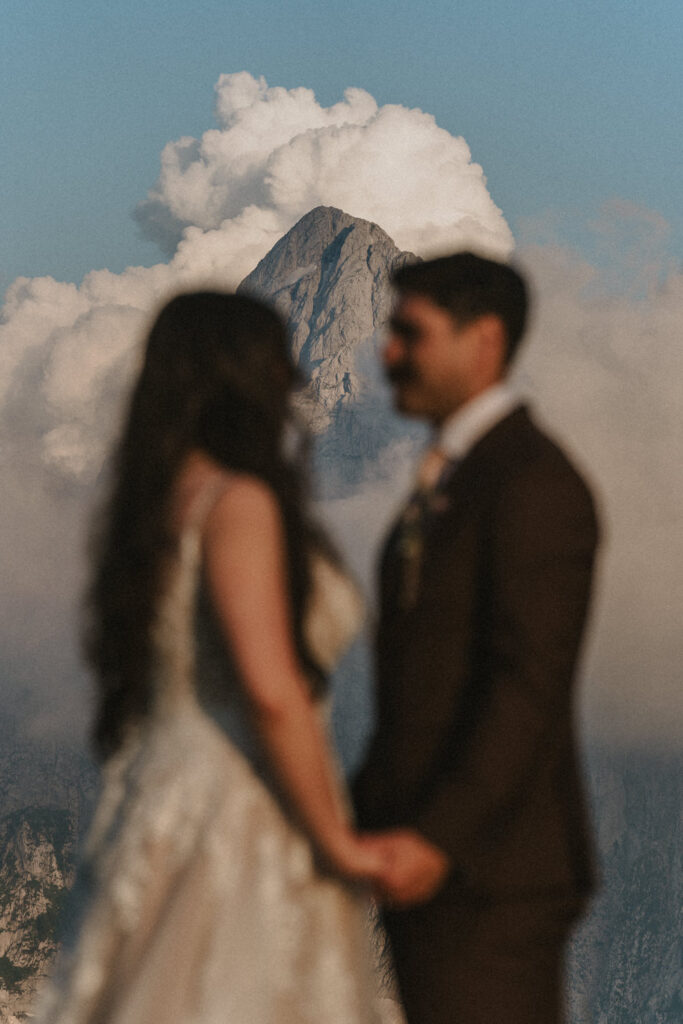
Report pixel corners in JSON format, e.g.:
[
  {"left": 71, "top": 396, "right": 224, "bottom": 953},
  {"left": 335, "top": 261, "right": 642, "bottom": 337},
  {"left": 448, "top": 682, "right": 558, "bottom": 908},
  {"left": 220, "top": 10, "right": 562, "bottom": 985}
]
[{"left": 364, "top": 828, "right": 451, "bottom": 907}]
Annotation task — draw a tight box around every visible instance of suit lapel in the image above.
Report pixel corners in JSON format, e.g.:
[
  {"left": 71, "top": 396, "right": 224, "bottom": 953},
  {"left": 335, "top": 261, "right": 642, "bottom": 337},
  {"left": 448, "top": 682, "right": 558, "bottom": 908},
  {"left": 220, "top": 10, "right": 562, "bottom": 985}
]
[
  {"left": 428, "top": 405, "right": 529, "bottom": 536},
  {"left": 381, "top": 405, "right": 531, "bottom": 609}
]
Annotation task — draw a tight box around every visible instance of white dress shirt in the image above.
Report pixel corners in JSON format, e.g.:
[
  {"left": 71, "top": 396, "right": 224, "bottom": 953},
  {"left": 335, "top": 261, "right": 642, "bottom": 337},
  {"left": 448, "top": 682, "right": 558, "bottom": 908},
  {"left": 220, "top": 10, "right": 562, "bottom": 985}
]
[{"left": 435, "top": 381, "right": 521, "bottom": 462}]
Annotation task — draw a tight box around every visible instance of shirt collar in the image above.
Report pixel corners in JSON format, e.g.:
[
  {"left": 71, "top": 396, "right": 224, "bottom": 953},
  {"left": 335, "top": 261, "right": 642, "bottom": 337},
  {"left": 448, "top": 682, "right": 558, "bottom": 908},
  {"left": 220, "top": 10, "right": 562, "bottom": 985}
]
[{"left": 436, "top": 382, "right": 520, "bottom": 461}]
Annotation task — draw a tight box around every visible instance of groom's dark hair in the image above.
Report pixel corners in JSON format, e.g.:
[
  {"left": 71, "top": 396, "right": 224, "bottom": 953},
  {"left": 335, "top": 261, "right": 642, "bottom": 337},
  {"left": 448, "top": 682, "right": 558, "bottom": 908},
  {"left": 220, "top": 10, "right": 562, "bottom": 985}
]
[{"left": 392, "top": 251, "right": 529, "bottom": 364}]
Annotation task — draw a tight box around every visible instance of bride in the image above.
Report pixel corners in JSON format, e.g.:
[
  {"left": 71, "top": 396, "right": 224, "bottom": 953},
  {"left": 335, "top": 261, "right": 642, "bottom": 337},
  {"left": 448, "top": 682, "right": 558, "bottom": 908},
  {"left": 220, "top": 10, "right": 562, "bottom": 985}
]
[{"left": 34, "top": 291, "right": 404, "bottom": 1023}]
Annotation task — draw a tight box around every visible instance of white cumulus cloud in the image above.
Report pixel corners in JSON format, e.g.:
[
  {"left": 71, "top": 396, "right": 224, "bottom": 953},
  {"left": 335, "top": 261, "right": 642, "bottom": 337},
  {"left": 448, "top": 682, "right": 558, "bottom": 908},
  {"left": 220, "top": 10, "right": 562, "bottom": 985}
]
[
  {"left": 512, "top": 204, "right": 683, "bottom": 752},
  {"left": 1, "top": 73, "right": 512, "bottom": 489},
  {"left": 135, "top": 71, "right": 513, "bottom": 270}
]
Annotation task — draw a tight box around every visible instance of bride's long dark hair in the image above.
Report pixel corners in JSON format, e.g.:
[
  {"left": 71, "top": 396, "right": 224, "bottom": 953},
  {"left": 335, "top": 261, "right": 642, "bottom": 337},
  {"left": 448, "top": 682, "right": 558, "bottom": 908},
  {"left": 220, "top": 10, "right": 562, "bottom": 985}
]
[{"left": 86, "top": 291, "right": 326, "bottom": 761}]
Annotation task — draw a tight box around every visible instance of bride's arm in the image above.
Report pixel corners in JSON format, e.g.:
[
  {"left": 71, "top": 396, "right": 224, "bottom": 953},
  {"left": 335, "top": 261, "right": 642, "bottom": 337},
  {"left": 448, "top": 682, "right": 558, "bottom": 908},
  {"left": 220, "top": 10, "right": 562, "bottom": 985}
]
[{"left": 203, "top": 474, "right": 385, "bottom": 881}]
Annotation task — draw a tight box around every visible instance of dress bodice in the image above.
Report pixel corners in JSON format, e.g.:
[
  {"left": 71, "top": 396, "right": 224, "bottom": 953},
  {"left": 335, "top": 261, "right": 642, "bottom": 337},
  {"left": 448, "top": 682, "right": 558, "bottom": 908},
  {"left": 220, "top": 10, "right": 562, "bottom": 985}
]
[
  {"left": 193, "top": 549, "right": 364, "bottom": 780},
  {"left": 150, "top": 481, "right": 364, "bottom": 780}
]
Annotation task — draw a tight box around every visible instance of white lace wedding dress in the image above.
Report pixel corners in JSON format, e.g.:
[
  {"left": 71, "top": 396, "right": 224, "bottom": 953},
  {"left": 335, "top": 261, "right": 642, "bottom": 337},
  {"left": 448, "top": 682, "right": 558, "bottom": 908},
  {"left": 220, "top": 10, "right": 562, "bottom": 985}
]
[{"left": 34, "top": 488, "right": 401, "bottom": 1024}]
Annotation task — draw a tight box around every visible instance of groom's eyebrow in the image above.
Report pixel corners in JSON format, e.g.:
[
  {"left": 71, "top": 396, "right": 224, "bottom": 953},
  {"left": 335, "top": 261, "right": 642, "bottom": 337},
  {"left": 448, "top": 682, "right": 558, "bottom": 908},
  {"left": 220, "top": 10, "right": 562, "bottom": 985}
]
[{"left": 389, "top": 314, "right": 419, "bottom": 341}]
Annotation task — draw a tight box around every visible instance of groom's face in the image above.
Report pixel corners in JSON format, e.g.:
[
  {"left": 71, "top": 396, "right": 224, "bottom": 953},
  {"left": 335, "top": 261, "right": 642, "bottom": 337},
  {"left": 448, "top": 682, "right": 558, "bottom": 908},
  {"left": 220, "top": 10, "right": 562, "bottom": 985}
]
[{"left": 384, "top": 293, "right": 483, "bottom": 425}]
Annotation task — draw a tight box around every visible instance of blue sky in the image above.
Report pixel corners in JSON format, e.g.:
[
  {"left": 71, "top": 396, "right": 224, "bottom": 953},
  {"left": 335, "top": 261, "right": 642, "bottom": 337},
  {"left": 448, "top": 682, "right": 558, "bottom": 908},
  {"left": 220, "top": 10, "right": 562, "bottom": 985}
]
[{"left": 3, "top": 0, "right": 681, "bottom": 293}]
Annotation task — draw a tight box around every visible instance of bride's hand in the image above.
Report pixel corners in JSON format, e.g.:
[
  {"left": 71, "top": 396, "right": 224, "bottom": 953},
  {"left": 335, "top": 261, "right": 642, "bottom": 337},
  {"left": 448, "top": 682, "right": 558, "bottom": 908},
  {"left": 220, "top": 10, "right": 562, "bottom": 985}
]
[
  {"left": 325, "top": 830, "right": 394, "bottom": 882},
  {"left": 361, "top": 828, "right": 451, "bottom": 907}
]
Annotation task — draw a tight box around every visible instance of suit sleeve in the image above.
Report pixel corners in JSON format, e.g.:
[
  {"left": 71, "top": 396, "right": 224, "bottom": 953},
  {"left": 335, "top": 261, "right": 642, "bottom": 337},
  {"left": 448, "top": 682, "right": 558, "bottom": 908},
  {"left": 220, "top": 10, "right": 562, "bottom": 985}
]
[{"left": 415, "top": 458, "right": 600, "bottom": 879}]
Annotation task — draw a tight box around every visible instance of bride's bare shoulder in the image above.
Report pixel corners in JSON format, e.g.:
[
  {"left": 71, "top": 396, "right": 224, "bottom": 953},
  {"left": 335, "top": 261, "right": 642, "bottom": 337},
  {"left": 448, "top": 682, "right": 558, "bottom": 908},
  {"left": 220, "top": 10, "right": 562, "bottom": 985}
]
[
  {"left": 172, "top": 451, "right": 278, "bottom": 537},
  {"left": 205, "top": 473, "right": 279, "bottom": 533}
]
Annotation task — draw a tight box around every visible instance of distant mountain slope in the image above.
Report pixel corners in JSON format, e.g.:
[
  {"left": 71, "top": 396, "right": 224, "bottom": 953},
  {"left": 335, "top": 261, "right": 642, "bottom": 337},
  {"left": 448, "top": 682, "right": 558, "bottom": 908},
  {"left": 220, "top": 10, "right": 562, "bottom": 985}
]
[
  {"left": 0, "top": 711, "right": 96, "bottom": 1021},
  {"left": 566, "top": 747, "right": 682, "bottom": 1023}
]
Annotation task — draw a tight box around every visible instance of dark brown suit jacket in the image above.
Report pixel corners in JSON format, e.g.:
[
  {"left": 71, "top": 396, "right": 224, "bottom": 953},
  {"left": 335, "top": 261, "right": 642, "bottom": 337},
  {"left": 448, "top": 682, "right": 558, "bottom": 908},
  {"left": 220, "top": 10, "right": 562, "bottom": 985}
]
[{"left": 353, "top": 406, "right": 599, "bottom": 899}]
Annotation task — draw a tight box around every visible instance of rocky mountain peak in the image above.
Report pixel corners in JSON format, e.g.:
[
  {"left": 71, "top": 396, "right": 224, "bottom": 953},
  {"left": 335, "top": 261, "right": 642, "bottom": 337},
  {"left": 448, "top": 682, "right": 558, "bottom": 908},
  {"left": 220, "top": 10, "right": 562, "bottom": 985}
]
[
  {"left": 239, "top": 207, "right": 421, "bottom": 490},
  {"left": 240, "top": 206, "right": 416, "bottom": 412},
  {"left": 240, "top": 206, "right": 412, "bottom": 355}
]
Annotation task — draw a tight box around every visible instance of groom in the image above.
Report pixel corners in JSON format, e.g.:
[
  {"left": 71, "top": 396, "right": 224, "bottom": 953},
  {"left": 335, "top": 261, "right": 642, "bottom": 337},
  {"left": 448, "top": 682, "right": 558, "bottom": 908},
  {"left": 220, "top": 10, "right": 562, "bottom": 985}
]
[{"left": 353, "top": 252, "right": 599, "bottom": 1023}]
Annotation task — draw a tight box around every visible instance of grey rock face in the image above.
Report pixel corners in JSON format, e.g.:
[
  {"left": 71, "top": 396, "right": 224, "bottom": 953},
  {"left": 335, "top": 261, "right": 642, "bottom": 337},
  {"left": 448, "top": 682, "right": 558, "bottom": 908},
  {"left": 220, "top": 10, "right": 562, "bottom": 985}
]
[
  {"left": 241, "top": 206, "right": 413, "bottom": 371},
  {"left": 239, "top": 206, "right": 423, "bottom": 492}
]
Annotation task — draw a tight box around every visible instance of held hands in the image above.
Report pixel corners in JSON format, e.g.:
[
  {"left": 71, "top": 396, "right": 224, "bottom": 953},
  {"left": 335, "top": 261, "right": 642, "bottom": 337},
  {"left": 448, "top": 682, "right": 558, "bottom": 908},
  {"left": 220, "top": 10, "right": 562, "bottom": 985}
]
[
  {"left": 331, "top": 828, "right": 450, "bottom": 907},
  {"left": 370, "top": 828, "right": 451, "bottom": 907}
]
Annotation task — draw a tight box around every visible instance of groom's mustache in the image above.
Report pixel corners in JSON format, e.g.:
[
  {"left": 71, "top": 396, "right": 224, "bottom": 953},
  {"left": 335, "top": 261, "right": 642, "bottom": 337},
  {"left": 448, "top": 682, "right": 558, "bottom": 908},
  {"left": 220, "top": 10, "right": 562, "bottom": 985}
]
[{"left": 385, "top": 363, "right": 416, "bottom": 385}]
